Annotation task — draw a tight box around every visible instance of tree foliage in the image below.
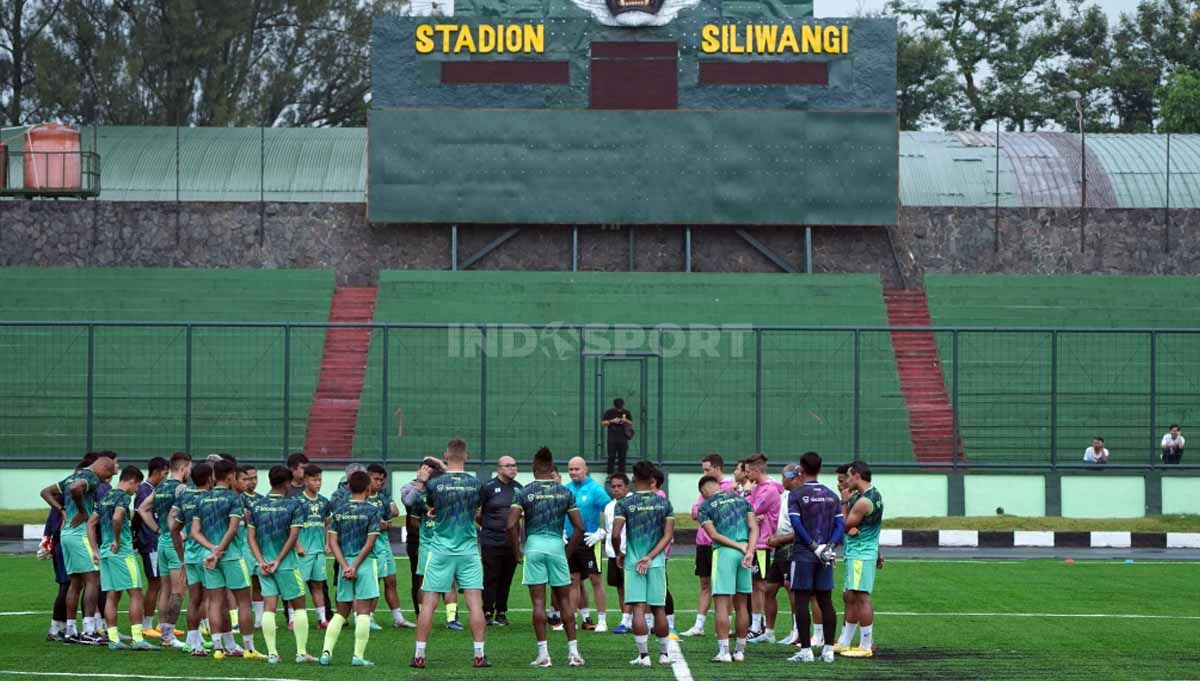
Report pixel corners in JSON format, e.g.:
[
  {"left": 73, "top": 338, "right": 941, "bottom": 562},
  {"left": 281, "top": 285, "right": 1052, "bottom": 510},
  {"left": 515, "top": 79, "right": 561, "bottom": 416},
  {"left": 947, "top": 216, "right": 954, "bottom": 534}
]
[
  {"left": 0, "top": 0, "right": 402, "bottom": 127},
  {"left": 1159, "top": 67, "right": 1200, "bottom": 133}
]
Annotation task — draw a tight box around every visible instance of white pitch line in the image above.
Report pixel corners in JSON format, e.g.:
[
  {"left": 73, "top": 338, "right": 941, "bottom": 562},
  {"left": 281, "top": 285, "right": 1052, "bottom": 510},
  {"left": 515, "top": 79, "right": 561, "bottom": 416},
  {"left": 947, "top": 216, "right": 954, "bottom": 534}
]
[
  {"left": 669, "top": 639, "right": 693, "bottom": 681},
  {"left": 0, "top": 672, "right": 307, "bottom": 681}
]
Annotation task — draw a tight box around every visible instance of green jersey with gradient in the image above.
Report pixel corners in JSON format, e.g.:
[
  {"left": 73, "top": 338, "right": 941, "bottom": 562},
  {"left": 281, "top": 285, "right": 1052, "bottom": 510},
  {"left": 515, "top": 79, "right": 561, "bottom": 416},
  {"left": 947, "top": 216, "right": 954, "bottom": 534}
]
[
  {"left": 59, "top": 469, "right": 100, "bottom": 537},
  {"left": 513, "top": 480, "right": 576, "bottom": 554},
  {"left": 697, "top": 491, "right": 752, "bottom": 543},
  {"left": 614, "top": 490, "right": 673, "bottom": 568},
  {"left": 844, "top": 486, "right": 883, "bottom": 559},
  {"left": 248, "top": 494, "right": 304, "bottom": 569},
  {"left": 298, "top": 492, "right": 331, "bottom": 555},
  {"left": 423, "top": 472, "right": 483, "bottom": 555},
  {"left": 96, "top": 488, "right": 135, "bottom": 557},
  {"left": 197, "top": 487, "right": 244, "bottom": 562},
  {"left": 153, "top": 478, "right": 183, "bottom": 548},
  {"left": 172, "top": 487, "right": 207, "bottom": 563},
  {"left": 367, "top": 491, "right": 393, "bottom": 524},
  {"left": 236, "top": 492, "right": 260, "bottom": 562},
  {"left": 329, "top": 499, "right": 381, "bottom": 558}
]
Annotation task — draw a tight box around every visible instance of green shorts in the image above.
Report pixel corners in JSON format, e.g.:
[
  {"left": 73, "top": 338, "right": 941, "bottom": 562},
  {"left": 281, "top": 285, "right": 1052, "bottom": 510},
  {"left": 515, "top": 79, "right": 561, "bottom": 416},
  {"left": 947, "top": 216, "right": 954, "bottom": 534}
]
[
  {"left": 61, "top": 531, "right": 98, "bottom": 575},
  {"left": 260, "top": 565, "right": 306, "bottom": 601},
  {"left": 415, "top": 547, "right": 428, "bottom": 577},
  {"left": 712, "top": 546, "right": 753, "bottom": 596},
  {"left": 624, "top": 565, "right": 666, "bottom": 606},
  {"left": 100, "top": 553, "right": 144, "bottom": 592},
  {"left": 203, "top": 558, "right": 252, "bottom": 591},
  {"left": 374, "top": 539, "right": 396, "bottom": 578},
  {"left": 844, "top": 557, "right": 877, "bottom": 594},
  {"left": 185, "top": 563, "right": 205, "bottom": 586},
  {"left": 422, "top": 553, "right": 483, "bottom": 593},
  {"left": 156, "top": 539, "right": 182, "bottom": 573},
  {"left": 523, "top": 550, "right": 571, "bottom": 588},
  {"left": 335, "top": 556, "right": 380, "bottom": 603},
  {"left": 299, "top": 553, "right": 327, "bottom": 582}
]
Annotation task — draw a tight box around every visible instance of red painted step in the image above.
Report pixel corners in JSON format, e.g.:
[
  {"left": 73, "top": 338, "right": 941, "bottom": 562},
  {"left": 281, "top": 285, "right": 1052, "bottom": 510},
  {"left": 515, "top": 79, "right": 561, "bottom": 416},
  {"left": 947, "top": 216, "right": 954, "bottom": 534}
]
[
  {"left": 883, "top": 288, "right": 962, "bottom": 464},
  {"left": 303, "top": 287, "right": 378, "bottom": 459}
]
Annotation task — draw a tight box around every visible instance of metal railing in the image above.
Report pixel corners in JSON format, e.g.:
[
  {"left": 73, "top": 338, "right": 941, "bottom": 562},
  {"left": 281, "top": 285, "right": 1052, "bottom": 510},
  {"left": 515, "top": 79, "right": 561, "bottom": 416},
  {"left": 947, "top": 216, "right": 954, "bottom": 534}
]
[
  {"left": 0, "top": 321, "right": 1196, "bottom": 469},
  {"left": 0, "top": 150, "right": 102, "bottom": 197}
]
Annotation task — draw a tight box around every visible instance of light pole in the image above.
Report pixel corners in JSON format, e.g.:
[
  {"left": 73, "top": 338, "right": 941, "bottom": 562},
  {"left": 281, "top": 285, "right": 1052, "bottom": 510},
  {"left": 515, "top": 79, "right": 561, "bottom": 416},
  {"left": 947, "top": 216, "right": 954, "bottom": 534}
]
[{"left": 1067, "top": 90, "right": 1085, "bottom": 251}]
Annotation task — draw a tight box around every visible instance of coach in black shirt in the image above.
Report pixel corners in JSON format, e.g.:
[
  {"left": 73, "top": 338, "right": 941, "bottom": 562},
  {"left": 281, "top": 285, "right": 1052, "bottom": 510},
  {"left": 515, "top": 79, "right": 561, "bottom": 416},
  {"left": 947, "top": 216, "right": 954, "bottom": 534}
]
[
  {"left": 602, "top": 398, "right": 633, "bottom": 475},
  {"left": 478, "top": 455, "right": 522, "bottom": 626}
]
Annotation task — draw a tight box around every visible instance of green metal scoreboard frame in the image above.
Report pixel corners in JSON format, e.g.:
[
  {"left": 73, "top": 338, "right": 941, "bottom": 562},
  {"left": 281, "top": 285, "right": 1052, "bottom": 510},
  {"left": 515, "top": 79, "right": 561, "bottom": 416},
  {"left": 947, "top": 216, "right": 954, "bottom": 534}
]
[{"left": 368, "top": 0, "right": 897, "bottom": 227}]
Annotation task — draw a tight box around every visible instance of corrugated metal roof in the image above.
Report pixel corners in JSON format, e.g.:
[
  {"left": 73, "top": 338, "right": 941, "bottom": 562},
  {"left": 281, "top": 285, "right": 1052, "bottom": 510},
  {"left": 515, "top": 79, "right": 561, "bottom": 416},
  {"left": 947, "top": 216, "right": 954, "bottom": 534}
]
[
  {"left": 3, "top": 126, "right": 366, "bottom": 202},
  {"left": 898, "top": 131, "right": 1020, "bottom": 207},
  {"left": 900, "top": 131, "right": 1199, "bottom": 208},
  {"left": 2, "top": 126, "right": 1196, "bottom": 207}
]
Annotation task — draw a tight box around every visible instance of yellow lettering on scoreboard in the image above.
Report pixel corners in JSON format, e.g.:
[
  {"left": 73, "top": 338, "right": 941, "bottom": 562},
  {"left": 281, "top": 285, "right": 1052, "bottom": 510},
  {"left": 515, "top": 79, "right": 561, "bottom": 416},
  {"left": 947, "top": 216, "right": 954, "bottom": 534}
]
[
  {"left": 413, "top": 24, "right": 545, "bottom": 54},
  {"left": 699, "top": 24, "right": 850, "bottom": 54}
]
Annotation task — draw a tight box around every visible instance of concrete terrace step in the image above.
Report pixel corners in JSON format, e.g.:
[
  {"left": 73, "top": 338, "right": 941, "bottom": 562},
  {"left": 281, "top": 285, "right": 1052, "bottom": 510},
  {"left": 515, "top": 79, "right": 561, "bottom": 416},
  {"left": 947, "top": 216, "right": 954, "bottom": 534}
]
[
  {"left": 884, "top": 288, "right": 963, "bottom": 463},
  {"left": 304, "top": 287, "right": 378, "bottom": 459}
]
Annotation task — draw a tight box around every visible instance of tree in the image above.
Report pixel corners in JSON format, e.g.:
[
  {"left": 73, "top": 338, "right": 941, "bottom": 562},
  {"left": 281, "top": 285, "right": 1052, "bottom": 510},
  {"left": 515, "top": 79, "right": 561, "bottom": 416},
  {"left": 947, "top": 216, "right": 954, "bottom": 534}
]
[
  {"left": 896, "top": 18, "right": 960, "bottom": 130},
  {"left": 0, "top": 0, "right": 63, "bottom": 125},
  {"left": 1159, "top": 67, "right": 1200, "bottom": 132},
  {"left": 1034, "top": 0, "right": 1114, "bottom": 132}
]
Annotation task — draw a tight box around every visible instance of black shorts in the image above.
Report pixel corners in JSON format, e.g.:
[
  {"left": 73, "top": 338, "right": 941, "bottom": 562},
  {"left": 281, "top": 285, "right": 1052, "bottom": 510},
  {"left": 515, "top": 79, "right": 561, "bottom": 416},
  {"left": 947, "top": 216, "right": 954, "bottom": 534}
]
[
  {"left": 751, "top": 548, "right": 773, "bottom": 581},
  {"left": 765, "top": 545, "right": 792, "bottom": 584},
  {"left": 568, "top": 544, "right": 600, "bottom": 576},
  {"left": 789, "top": 555, "right": 834, "bottom": 592},
  {"left": 52, "top": 533, "right": 68, "bottom": 585},
  {"left": 607, "top": 557, "right": 623, "bottom": 588},
  {"left": 141, "top": 551, "right": 160, "bottom": 579},
  {"left": 694, "top": 545, "right": 713, "bottom": 577}
]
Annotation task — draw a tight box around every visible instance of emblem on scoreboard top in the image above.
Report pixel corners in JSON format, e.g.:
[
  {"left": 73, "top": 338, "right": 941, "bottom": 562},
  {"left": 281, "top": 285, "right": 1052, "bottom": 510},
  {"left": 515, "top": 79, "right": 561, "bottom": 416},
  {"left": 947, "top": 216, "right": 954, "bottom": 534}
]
[{"left": 402, "top": 0, "right": 703, "bottom": 26}]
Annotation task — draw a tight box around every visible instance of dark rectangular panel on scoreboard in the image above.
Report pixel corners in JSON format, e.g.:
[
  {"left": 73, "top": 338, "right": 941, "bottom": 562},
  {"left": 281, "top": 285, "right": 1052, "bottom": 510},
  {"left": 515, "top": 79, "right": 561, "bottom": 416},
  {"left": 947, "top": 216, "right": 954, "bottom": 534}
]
[
  {"left": 442, "top": 61, "right": 571, "bottom": 84},
  {"left": 698, "top": 60, "right": 828, "bottom": 85},
  {"left": 367, "top": 108, "right": 897, "bottom": 226},
  {"left": 590, "top": 41, "right": 679, "bottom": 59}
]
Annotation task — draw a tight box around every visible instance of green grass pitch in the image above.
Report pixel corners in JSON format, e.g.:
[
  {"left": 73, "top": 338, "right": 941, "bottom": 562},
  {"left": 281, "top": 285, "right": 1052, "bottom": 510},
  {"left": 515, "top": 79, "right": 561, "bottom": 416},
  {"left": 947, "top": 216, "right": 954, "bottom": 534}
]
[{"left": 0, "top": 554, "right": 1196, "bottom": 680}]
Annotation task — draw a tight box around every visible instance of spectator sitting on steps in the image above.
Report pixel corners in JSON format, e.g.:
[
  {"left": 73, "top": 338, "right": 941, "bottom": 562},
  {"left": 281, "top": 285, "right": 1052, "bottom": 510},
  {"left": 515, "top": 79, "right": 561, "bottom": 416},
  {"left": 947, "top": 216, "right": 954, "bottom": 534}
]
[
  {"left": 1082, "top": 437, "right": 1109, "bottom": 465},
  {"left": 1161, "top": 425, "right": 1185, "bottom": 465}
]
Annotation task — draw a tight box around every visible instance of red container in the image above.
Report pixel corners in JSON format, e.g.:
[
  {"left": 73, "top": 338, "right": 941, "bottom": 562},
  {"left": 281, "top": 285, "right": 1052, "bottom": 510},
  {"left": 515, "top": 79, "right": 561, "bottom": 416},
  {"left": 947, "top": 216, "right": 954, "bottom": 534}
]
[{"left": 24, "top": 124, "right": 81, "bottom": 191}]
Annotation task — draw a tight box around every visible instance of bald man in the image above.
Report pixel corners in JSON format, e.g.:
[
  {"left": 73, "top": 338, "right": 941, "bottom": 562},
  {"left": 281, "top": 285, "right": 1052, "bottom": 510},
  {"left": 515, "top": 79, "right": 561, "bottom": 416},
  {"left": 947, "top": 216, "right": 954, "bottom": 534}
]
[
  {"left": 478, "top": 456, "right": 522, "bottom": 626},
  {"left": 564, "top": 457, "right": 612, "bottom": 631}
]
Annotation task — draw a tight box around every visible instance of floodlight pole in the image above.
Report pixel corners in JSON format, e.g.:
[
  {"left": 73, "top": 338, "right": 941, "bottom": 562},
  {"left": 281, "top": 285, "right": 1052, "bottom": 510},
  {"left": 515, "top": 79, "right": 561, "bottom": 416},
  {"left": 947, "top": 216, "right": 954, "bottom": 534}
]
[{"left": 1076, "top": 98, "right": 1086, "bottom": 252}]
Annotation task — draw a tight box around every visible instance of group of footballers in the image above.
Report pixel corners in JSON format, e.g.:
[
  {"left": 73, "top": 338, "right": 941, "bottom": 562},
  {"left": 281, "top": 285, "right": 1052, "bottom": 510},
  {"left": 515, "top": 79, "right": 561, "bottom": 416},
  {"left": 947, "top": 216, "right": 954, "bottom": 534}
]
[{"left": 36, "top": 440, "right": 884, "bottom": 669}]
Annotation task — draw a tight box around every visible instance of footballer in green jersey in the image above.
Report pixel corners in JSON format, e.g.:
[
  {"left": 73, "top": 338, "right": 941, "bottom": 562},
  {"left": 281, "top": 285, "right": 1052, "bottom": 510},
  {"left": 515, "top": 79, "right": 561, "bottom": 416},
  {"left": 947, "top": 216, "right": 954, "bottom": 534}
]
[
  {"left": 838, "top": 460, "right": 884, "bottom": 658},
  {"left": 247, "top": 466, "right": 314, "bottom": 664},
  {"left": 507, "top": 447, "right": 586, "bottom": 667},
  {"left": 320, "top": 470, "right": 381, "bottom": 667},
  {"left": 697, "top": 476, "right": 759, "bottom": 661},
  {"left": 611, "top": 461, "right": 674, "bottom": 666},
  {"left": 91, "top": 465, "right": 158, "bottom": 651}
]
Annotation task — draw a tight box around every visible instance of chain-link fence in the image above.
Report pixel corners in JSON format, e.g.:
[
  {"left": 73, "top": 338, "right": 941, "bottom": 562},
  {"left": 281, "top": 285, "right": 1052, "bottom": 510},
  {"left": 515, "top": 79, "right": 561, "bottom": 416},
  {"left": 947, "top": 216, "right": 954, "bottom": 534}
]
[{"left": 1, "top": 322, "right": 1196, "bottom": 468}]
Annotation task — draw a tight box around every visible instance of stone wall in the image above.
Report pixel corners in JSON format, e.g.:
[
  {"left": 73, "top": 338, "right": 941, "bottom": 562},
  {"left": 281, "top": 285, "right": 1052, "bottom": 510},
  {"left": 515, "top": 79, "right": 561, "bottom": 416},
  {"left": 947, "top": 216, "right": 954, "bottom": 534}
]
[{"left": 1, "top": 200, "right": 1196, "bottom": 286}]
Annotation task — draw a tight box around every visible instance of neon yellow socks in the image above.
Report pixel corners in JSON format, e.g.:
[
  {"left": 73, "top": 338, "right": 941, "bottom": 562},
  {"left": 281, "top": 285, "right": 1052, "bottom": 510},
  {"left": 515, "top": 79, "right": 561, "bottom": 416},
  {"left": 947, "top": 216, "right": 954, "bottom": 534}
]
[
  {"left": 446, "top": 602, "right": 458, "bottom": 622},
  {"left": 131, "top": 624, "right": 144, "bottom": 644},
  {"left": 107, "top": 626, "right": 119, "bottom": 643},
  {"left": 261, "top": 612, "right": 278, "bottom": 656},
  {"left": 293, "top": 608, "right": 309, "bottom": 655},
  {"left": 354, "top": 614, "right": 370, "bottom": 659},
  {"left": 322, "top": 613, "right": 346, "bottom": 656}
]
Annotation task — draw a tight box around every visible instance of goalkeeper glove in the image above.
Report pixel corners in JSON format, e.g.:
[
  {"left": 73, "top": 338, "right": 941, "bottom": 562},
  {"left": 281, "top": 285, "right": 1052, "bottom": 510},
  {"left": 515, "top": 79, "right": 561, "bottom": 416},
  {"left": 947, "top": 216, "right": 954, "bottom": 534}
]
[{"left": 584, "top": 528, "right": 607, "bottom": 547}]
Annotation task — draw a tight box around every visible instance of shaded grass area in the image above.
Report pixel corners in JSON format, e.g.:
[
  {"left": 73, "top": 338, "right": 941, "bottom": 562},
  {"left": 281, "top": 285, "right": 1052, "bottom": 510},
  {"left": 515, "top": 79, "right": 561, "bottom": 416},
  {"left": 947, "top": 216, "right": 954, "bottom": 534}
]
[{"left": 0, "top": 554, "right": 1197, "bottom": 680}]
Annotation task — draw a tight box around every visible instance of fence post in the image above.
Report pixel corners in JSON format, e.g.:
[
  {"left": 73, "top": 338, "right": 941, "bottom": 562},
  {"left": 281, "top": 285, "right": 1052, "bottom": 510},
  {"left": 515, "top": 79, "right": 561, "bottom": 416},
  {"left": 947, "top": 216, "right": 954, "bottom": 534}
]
[
  {"left": 951, "top": 330, "right": 960, "bottom": 465},
  {"left": 480, "top": 325, "right": 488, "bottom": 459},
  {"left": 86, "top": 325, "right": 95, "bottom": 452},
  {"left": 1149, "top": 330, "right": 1157, "bottom": 468},
  {"left": 185, "top": 325, "right": 193, "bottom": 453},
  {"left": 1049, "top": 331, "right": 1058, "bottom": 469},
  {"left": 282, "top": 325, "right": 291, "bottom": 455},
  {"left": 853, "top": 329, "right": 861, "bottom": 459},
  {"left": 577, "top": 327, "right": 585, "bottom": 458},
  {"left": 382, "top": 326, "right": 390, "bottom": 462},
  {"left": 754, "top": 329, "right": 763, "bottom": 452},
  {"left": 657, "top": 353, "right": 664, "bottom": 463}
]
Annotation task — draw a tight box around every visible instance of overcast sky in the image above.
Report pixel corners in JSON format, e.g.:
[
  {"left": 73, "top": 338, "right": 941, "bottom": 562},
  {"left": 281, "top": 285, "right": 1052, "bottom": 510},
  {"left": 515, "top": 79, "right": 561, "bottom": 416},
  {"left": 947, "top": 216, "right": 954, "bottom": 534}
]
[{"left": 815, "top": 0, "right": 1143, "bottom": 22}]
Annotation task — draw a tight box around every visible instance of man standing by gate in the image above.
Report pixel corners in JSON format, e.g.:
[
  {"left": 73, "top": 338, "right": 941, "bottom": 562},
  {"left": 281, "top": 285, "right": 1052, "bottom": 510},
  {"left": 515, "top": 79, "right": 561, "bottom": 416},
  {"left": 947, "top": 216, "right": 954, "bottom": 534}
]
[{"left": 602, "top": 398, "right": 633, "bottom": 475}]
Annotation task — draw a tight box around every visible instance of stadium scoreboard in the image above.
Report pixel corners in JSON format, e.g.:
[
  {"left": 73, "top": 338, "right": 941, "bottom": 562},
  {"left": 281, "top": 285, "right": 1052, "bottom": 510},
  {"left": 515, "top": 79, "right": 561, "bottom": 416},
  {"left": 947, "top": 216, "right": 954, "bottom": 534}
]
[{"left": 368, "top": 0, "right": 897, "bottom": 226}]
